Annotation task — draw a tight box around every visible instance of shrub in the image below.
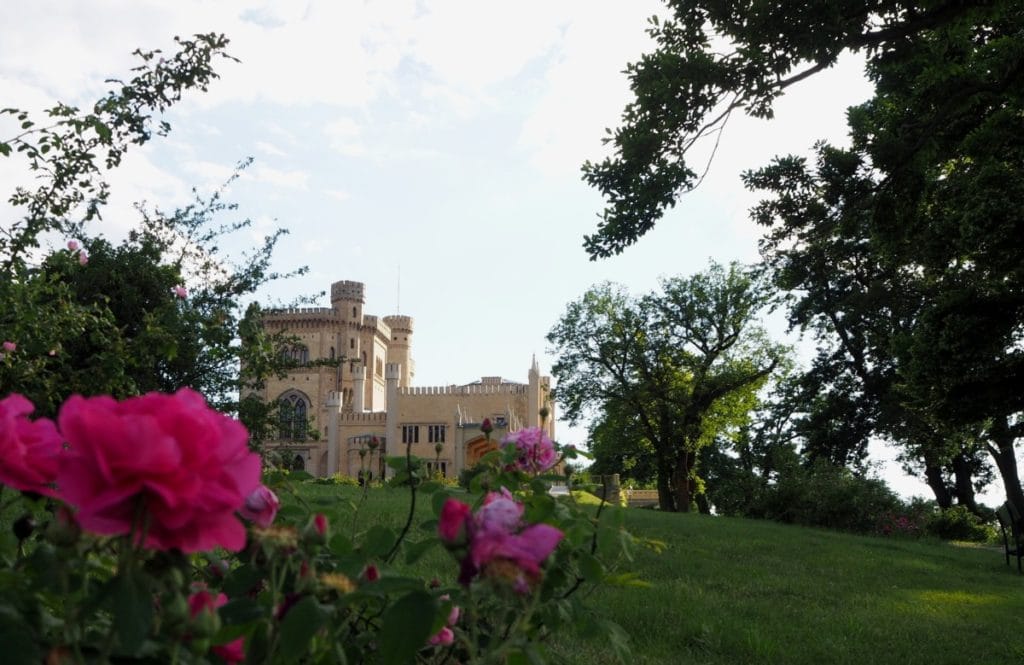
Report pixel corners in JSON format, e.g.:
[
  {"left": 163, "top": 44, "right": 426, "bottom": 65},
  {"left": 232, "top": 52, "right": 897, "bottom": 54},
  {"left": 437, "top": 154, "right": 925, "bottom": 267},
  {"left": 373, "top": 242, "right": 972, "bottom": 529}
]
[
  {"left": 760, "top": 462, "right": 902, "bottom": 534},
  {"left": 926, "top": 505, "right": 997, "bottom": 543}
]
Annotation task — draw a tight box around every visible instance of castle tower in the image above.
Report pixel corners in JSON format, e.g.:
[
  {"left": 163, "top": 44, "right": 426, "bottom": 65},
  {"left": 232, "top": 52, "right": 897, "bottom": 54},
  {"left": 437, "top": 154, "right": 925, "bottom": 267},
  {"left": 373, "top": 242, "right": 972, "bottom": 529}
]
[
  {"left": 384, "top": 363, "right": 402, "bottom": 478},
  {"left": 331, "top": 281, "right": 365, "bottom": 366},
  {"left": 383, "top": 315, "right": 415, "bottom": 388},
  {"left": 528, "top": 354, "right": 541, "bottom": 428}
]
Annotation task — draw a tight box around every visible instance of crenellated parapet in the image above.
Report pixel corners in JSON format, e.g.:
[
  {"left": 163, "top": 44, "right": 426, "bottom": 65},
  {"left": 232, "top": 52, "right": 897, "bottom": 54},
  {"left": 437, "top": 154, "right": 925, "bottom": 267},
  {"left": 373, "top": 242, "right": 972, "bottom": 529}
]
[
  {"left": 263, "top": 307, "right": 336, "bottom": 326},
  {"left": 339, "top": 411, "right": 387, "bottom": 423},
  {"left": 397, "top": 383, "right": 527, "bottom": 396},
  {"left": 383, "top": 315, "right": 413, "bottom": 334},
  {"left": 330, "top": 280, "right": 365, "bottom": 305}
]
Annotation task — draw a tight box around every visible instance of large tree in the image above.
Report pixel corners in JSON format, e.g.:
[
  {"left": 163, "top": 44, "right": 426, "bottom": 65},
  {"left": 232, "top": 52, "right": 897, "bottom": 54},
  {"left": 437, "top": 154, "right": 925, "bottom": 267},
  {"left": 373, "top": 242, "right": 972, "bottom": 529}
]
[
  {"left": 549, "top": 262, "right": 786, "bottom": 511},
  {"left": 582, "top": 0, "right": 1023, "bottom": 512}
]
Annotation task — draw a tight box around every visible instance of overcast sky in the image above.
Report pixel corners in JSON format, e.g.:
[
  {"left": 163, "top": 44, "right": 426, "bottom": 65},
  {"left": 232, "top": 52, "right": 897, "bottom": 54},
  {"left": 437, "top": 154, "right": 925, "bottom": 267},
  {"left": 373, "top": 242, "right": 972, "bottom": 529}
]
[{"left": 3, "top": 1, "right": 964, "bottom": 500}]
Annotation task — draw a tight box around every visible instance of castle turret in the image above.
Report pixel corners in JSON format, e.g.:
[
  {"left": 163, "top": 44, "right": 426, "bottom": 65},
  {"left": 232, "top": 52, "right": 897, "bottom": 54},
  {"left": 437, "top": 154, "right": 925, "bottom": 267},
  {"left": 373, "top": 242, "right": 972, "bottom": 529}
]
[
  {"left": 332, "top": 280, "right": 365, "bottom": 362},
  {"left": 384, "top": 363, "right": 402, "bottom": 478},
  {"left": 383, "top": 315, "right": 415, "bottom": 388}
]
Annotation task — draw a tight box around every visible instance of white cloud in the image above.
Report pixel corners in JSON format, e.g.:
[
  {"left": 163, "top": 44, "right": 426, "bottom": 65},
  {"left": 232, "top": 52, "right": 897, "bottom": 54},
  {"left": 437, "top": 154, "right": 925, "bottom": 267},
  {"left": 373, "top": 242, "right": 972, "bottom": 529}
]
[
  {"left": 324, "top": 116, "right": 366, "bottom": 156},
  {"left": 517, "top": 1, "right": 667, "bottom": 180},
  {"left": 250, "top": 164, "right": 310, "bottom": 189},
  {"left": 255, "top": 140, "right": 287, "bottom": 157},
  {"left": 324, "top": 189, "right": 351, "bottom": 202}
]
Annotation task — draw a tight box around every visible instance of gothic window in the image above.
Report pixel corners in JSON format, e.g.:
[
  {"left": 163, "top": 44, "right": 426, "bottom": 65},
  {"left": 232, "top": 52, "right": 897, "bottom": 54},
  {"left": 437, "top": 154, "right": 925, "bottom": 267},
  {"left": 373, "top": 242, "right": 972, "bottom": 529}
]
[
  {"left": 428, "top": 425, "right": 446, "bottom": 443},
  {"left": 282, "top": 345, "right": 309, "bottom": 364},
  {"left": 350, "top": 338, "right": 355, "bottom": 350},
  {"left": 291, "top": 454, "right": 305, "bottom": 471},
  {"left": 330, "top": 346, "right": 335, "bottom": 359},
  {"left": 352, "top": 306, "right": 357, "bottom": 317},
  {"left": 402, "top": 425, "right": 419, "bottom": 444},
  {"left": 278, "top": 391, "right": 310, "bottom": 441}
]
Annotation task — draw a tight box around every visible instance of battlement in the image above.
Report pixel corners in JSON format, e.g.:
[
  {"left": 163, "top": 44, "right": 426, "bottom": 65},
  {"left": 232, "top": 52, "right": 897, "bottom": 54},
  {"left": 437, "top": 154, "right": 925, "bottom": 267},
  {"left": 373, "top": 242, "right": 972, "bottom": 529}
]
[
  {"left": 398, "top": 383, "right": 527, "bottom": 396},
  {"left": 383, "top": 315, "right": 414, "bottom": 334},
  {"left": 338, "top": 411, "right": 387, "bottom": 423},
  {"left": 362, "top": 315, "right": 392, "bottom": 339},
  {"left": 331, "top": 280, "right": 365, "bottom": 304},
  {"left": 264, "top": 307, "right": 336, "bottom": 322}
]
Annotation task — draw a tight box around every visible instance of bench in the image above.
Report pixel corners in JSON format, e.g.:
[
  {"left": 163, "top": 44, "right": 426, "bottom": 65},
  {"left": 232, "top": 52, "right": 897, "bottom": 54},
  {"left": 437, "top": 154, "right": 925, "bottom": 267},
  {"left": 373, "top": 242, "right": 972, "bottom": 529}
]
[{"left": 996, "top": 502, "right": 1023, "bottom": 573}]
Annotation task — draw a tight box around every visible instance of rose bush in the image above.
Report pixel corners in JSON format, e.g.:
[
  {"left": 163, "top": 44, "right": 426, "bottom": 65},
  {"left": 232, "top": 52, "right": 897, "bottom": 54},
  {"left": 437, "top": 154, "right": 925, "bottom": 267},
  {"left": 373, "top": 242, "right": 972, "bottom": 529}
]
[{"left": 0, "top": 390, "right": 643, "bottom": 665}]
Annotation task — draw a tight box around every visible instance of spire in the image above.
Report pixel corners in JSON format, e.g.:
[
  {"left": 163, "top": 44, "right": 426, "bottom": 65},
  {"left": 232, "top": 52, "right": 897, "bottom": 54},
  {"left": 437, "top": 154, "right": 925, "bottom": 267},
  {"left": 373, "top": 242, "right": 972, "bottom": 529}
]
[{"left": 531, "top": 354, "right": 539, "bottom": 374}]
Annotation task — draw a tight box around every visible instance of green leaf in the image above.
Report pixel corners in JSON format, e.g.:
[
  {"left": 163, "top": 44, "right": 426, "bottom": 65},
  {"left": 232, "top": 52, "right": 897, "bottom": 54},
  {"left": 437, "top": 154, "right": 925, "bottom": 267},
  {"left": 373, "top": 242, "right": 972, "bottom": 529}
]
[
  {"left": 223, "top": 564, "right": 262, "bottom": 598},
  {"left": 278, "top": 596, "right": 327, "bottom": 662},
  {"left": 329, "top": 533, "right": 353, "bottom": 557},
  {"left": 404, "top": 538, "right": 438, "bottom": 565},
  {"left": 431, "top": 490, "right": 453, "bottom": 516},
  {"left": 577, "top": 551, "right": 604, "bottom": 582},
  {"left": 0, "top": 608, "right": 41, "bottom": 665},
  {"left": 362, "top": 525, "right": 395, "bottom": 558},
  {"left": 377, "top": 591, "right": 436, "bottom": 665},
  {"left": 108, "top": 569, "right": 152, "bottom": 655},
  {"left": 0, "top": 142, "right": 10, "bottom": 157},
  {"left": 219, "top": 597, "right": 265, "bottom": 625}
]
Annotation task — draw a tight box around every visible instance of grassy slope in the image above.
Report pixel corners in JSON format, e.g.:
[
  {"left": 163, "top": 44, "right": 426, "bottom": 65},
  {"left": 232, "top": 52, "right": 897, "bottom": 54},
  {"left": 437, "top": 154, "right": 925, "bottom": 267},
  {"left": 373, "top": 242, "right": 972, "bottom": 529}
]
[
  {"left": 295, "top": 484, "right": 1024, "bottom": 664},
  {"left": 555, "top": 508, "right": 1024, "bottom": 665}
]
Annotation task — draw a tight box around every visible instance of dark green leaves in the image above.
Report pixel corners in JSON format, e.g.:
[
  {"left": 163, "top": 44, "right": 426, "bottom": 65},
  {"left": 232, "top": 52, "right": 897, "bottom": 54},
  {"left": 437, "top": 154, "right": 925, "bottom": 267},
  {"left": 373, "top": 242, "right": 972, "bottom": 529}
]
[{"left": 377, "top": 591, "right": 436, "bottom": 665}]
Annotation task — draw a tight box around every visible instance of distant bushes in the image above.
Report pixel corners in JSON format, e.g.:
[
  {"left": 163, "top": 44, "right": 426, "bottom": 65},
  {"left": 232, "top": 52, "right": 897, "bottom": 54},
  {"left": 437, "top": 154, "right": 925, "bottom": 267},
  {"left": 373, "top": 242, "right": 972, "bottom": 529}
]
[
  {"left": 756, "top": 462, "right": 902, "bottom": 533},
  {"left": 709, "top": 462, "right": 997, "bottom": 541}
]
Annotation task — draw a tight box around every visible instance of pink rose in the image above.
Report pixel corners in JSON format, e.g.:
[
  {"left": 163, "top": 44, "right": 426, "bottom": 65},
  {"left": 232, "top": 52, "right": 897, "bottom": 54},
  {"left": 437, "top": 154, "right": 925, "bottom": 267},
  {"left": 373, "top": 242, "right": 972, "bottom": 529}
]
[
  {"left": 429, "top": 626, "right": 454, "bottom": 646},
  {"left": 470, "top": 523, "right": 564, "bottom": 579},
  {"left": 57, "top": 389, "right": 261, "bottom": 552},
  {"left": 438, "top": 499, "right": 472, "bottom": 545},
  {"left": 239, "top": 485, "right": 279, "bottom": 528},
  {"left": 0, "top": 394, "right": 62, "bottom": 497},
  {"left": 213, "top": 638, "right": 245, "bottom": 664},
  {"left": 67, "top": 240, "right": 79, "bottom": 251},
  {"left": 2, "top": 341, "right": 15, "bottom": 353},
  {"left": 314, "top": 512, "right": 328, "bottom": 536},
  {"left": 78, "top": 251, "right": 88, "bottom": 266},
  {"left": 445, "top": 487, "right": 563, "bottom": 592},
  {"left": 364, "top": 564, "right": 379, "bottom": 582},
  {"left": 475, "top": 489, "right": 523, "bottom": 534},
  {"left": 171, "top": 285, "right": 187, "bottom": 299},
  {"left": 501, "top": 427, "right": 557, "bottom": 474},
  {"left": 188, "top": 585, "right": 228, "bottom": 618}
]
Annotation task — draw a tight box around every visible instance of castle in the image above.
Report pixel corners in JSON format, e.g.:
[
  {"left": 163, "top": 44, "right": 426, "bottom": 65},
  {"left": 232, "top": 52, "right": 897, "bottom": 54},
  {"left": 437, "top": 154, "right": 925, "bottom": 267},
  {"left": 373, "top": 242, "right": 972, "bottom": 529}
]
[{"left": 258, "top": 279, "right": 555, "bottom": 479}]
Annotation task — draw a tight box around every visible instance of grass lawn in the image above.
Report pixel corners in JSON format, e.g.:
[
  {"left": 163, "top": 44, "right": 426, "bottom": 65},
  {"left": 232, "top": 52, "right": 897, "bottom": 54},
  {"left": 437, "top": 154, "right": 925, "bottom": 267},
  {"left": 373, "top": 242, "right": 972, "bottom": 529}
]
[{"left": 290, "top": 483, "right": 1024, "bottom": 665}]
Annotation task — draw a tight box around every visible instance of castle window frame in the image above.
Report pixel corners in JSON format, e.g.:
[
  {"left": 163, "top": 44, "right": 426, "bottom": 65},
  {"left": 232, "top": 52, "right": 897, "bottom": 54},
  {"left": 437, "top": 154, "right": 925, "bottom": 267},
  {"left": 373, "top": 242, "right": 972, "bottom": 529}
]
[
  {"left": 428, "top": 424, "right": 446, "bottom": 443},
  {"left": 402, "top": 425, "right": 419, "bottom": 444},
  {"left": 277, "top": 390, "right": 311, "bottom": 441}
]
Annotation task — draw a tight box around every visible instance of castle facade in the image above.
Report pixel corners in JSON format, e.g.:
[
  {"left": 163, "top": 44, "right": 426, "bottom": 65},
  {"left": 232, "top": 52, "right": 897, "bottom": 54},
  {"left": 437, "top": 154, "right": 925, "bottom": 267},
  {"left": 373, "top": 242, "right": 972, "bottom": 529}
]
[{"left": 259, "top": 279, "right": 554, "bottom": 479}]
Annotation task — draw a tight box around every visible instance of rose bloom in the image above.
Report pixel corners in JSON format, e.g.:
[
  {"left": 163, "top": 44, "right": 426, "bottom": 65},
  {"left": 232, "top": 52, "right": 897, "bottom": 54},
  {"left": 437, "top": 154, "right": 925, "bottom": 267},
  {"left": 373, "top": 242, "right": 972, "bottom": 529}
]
[
  {"left": 2, "top": 340, "right": 15, "bottom": 353},
  {"left": 239, "top": 484, "right": 279, "bottom": 528},
  {"left": 0, "top": 394, "right": 62, "bottom": 497},
  {"left": 171, "top": 285, "right": 187, "bottom": 299},
  {"left": 57, "top": 388, "right": 261, "bottom": 552},
  {"left": 189, "top": 585, "right": 245, "bottom": 664},
  {"left": 501, "top": 427, "right": 557, "bottom": 474},
  {"left": 438, "top": 489, "right": 563, "bottom": 591}
]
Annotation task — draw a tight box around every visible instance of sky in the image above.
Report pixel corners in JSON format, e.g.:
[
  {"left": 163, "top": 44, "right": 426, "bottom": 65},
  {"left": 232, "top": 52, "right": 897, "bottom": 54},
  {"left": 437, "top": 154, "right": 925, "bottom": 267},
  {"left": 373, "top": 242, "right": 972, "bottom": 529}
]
[{"left": 1, "top": 0, "right": 967, "bottom": 500}]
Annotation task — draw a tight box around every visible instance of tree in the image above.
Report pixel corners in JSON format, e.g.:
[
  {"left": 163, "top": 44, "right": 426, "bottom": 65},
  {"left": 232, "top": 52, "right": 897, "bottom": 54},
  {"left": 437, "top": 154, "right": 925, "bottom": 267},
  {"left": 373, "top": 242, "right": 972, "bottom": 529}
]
[
  {"left": 549, "top": 262, "right": 786, "bottom": 511},
  {"left": 581, "top": 0, "right": 1010, "bottom": 259},
  {"left": 0, "top": 35, "right": 311, "bottom": 448},
  {"left": 582, "top": 0, "right": 1023, "bottom": 512}
]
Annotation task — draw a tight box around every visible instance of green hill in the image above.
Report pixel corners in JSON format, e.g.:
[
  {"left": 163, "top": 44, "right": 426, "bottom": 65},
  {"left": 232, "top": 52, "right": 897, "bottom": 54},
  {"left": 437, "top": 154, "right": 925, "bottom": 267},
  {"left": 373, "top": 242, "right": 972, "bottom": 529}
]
[{"left": 554, "top": 507, "right": 1024, "bottom": 664}]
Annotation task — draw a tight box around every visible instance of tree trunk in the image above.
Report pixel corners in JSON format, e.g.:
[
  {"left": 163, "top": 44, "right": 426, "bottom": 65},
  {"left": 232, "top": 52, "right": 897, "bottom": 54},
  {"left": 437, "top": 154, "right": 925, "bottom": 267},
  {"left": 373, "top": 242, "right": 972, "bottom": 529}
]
[
  {"left": 695, "top": 491, "right": 711, "bottom": 515},
  {"left": 672, "top": 451, "right": 695, "bottom": 513},
  {"left": 656, "top": 456, "right": 676, "bottom": 511},
  {"left": 951, "top": 452, "right": 979, "bottom": 515},
  {"left": 986, "top": 416, "right": 1024, "bottom": 517},
  {"left": 924, "top": 464, "right": 953, "bottom": 509}
]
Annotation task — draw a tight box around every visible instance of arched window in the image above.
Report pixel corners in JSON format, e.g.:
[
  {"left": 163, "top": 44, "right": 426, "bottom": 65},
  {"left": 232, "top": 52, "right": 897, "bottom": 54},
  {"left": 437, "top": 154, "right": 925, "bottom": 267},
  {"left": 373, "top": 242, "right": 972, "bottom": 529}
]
[
  {"left": 330, "top": 346, "right": 335, "bottom": 360},
  {"left": 291, "top": 454, "right": 305, "bottom": 471},
  {"left": 352, "top": 306, "right": 357, "bottom": 317},
  {"left": 278, "top": 391, "right": 310, "bottom": 441}
]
